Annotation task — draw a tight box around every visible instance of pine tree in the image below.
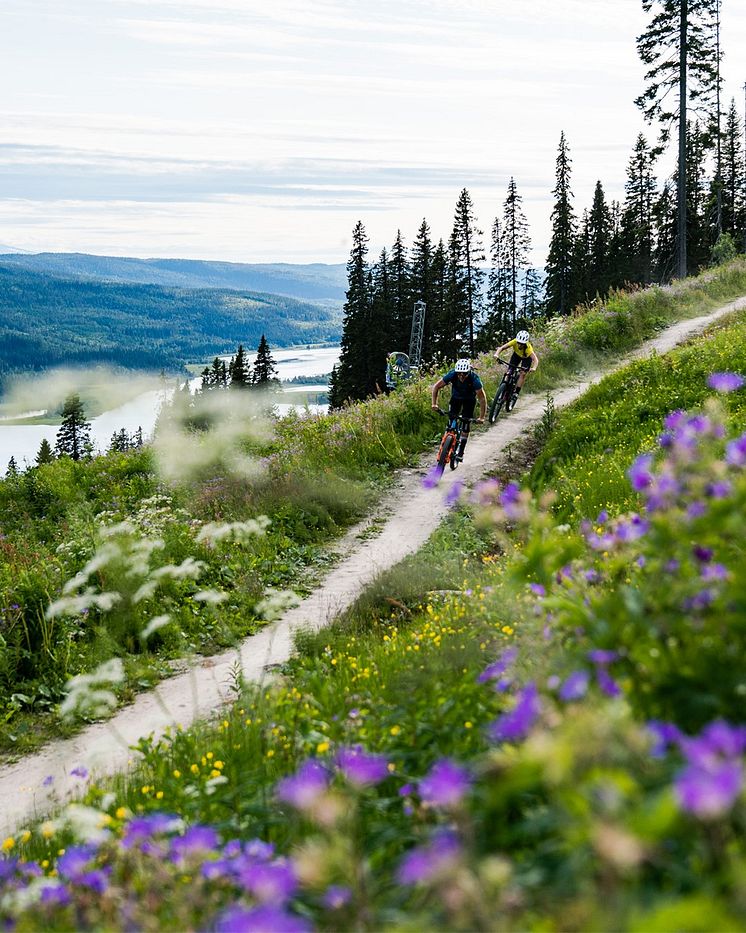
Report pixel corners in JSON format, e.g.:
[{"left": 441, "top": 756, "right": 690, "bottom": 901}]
[
  {"left": 722, "top": 99, "right": 745, "bottom": 242},
  {"left": 586, "top": 180, "right": 613, "bottom": 298},
  {"left": 389, "top": 230, "right": 411, "bottom": 352},
  {"left": 428, "top": 240, "right": 449, "bottom": 362},
  {"left": 573, "top": 210, "right": 592, "bottom": 305},
  {"left": 332, "top": 221, "right": 373, "bottom": 404},
  {"left": 6, "top": 456, "right": 18, "bottom": 478},
  {"left": 370, "top": 249, "right": 395, "bottom": 390},
  {"left": 684, "top": 120, "right": 710, "bottom": 271},
  {"left": 545, "top": 132, "right": 579, "bottom": 316},
  {"left": 228, "top": 344, "right": 251, "bottom": 388},
  {"left": 502, "top": 178, "right": 532, "bottom": 330},
  {"left": 621, "top": 134, "right": 658, "bottom": 285},
  {"left": 521, "top": 268, "right": 545, "bottom": 320},
  {"left": 199, "top": 367, "right": 211, "bottom": 392},
  {"left": 253, "top": 334, "right": 279, "bottom": 388},
  {"left": 410, "top": 220, "right": 436, "bottom": 361},
  {"left": 480, "top": 217, "right": 512, "bottom": 348},
  {"left": 35, "top": 437, "right": 54, "bottom": 465},
  {"left": 653, "top": 181, "right": 678, "bottom": 279},
  {"left": 55, "top": 393, "right": 92, "bottom": 461},
  {"left": 134, "top": 426, "right": 144, "bottom": 448},
  {"left": 449, "top": 188, "right": 485, "bottom": 356},
  {"left": 636, "top": 0, "right": 721, "bottom": 278},
  {"left": 108, "top": 428, "right": 131, "bottom": 453}
]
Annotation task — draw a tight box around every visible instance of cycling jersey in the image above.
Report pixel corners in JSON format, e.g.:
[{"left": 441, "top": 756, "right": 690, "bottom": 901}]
[
  {"left": 503, "top": 339, "right": 535, "bottom": 359},
  {"left": 443, "top": 369, "right": 483, "bottom": 401}
]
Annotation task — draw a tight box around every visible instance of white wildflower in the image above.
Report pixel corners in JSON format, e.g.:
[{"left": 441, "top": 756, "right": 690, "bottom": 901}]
[
  {"left": 193, "top": 589, "right": 228, "bottom": 605},
  {"left": 140, "top": 614, "right": 172, "bottom": 641},
  {"left": 195, "top": 516, "right": 271, "bottom": 546},
  {"left": 60, "top": 657, "right": 124, "bottom": 720},
  {"left": 255, "top": 587, "right": 300, "bottom": 621}
]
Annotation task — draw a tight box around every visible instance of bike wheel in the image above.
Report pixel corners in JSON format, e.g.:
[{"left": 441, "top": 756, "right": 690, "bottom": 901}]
[
  {"left": 436, "top": 433, "right": 454, "bottom": 475},
  {"left": 489, "top": 383, "right": 506, "bottom": 424}
]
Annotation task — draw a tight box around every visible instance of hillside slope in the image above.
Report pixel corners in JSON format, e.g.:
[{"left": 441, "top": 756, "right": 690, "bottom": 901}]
[
  {"left": 0, "top": 263, "right": 343, "bottom": 376},
  {"left": 0, "top": 252, "right": 348, "bottom": 300}
]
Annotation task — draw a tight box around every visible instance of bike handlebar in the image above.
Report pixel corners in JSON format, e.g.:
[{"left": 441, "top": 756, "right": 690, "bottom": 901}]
[{"left": 435, "top": 407, "right": 480, "bottom": 424}]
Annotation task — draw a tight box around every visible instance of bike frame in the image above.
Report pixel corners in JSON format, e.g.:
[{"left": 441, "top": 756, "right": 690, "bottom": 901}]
[{"left": 435, "top": 408, "right": 475, "bottom": 470}]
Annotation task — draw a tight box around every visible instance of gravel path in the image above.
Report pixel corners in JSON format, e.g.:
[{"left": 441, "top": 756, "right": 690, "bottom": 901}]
[{"left": 1, "top": 296, "right": 744, "bottom": 836}]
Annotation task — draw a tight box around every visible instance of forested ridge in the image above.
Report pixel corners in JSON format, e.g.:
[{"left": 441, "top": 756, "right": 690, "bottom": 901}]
[{"left": 0, "top": 263, "right": 342, "bottom": 382}]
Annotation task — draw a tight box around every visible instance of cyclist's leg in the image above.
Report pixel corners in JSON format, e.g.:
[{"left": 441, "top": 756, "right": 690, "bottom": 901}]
[
  {"left": 512, "top": 357, "right": 531, "bottom": 404},
  {"left": 456, "top": 399, "right": 476, "bottom": 457}
]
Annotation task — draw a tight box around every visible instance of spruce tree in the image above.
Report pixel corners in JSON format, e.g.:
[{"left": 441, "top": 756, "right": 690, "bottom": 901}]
[
  {"left": 621, "top": 134, "right": 658, "bottom": 284},
  {"left": 410, "top": 220, "right": 436, "bottom": 360},
  {"left": 55, "top": 393, "right": 92, "bottom": 461},
  {"left": 389, "top": 230, "right": 411, "bottom": 352},
  {"left": 521, "top": 268, "right": 545, "bottom": 319},
  {"left": 109, "top": 428, "right": 131, "bottom": 452},
  {"left": 502, "top": 178, "right": 532, "bottom": 330},
  {"left": 450, "top": 188, "right": 485, "bottom": 356},
  {"left": 545, "top": 132, "right": 579, "bottom": 316},
  {"left": 6, "top": 456, "right": 18, "bottom": 478},
  {"left": 253, "top": 334, "right": 279, "bottom": 388},
  {"left": 35, "top": 437, "right": 54, "bottom": 465},
  {"left": 586, "top": 181, "right": 613, "bottom": 298},
  {"left": 722, "top": 99, "right": 745, "bottom": 242},
  {"left": 428, "top": 240, "right": 449, "bottom": 363},
  {"left": 370, "top": 249, "right": 395, "bottom": 389},
  {"left": 481, "top": 217, "right": 512, "bottom": 348},
  {"left": 332, "top": 221, "right": 373, "bottom": 403},
  {"left": 653, "top": 181, "right": 678, "bottom": 279},
  {"left": 636, "top": 0, "right": 721, "bottom": 278},
  {"left": 228, "top": 344, "right": 251, "bottom": 388},
  {"left": 684, "top": 120, "right": 710, "bottom": 271}
]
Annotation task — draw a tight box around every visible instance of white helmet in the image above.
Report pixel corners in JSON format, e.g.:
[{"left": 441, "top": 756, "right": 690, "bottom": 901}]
[
  {"left": 515, "top": 330, "right": 530, "bottom": 344},
  {"left": 455, "top": 358, "right": 471, "bottom": 373}
]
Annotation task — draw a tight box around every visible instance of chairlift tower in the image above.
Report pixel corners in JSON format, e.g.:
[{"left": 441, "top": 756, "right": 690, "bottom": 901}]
[{"left": 408, "top": 300, "right": 426, "bottom": 369}]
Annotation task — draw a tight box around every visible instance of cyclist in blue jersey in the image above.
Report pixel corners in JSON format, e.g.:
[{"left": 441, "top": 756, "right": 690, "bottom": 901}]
[{"left": 431, "top": 359, "right": 486, "bottom": 462}]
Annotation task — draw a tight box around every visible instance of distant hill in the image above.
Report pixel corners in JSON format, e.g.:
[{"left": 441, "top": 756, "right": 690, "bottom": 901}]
[
  {"left": 0, "top": 252, "right": 348, "bottom": 301},
  {"left": 0, "top": 262, "right": 343, "bottom": 380}
]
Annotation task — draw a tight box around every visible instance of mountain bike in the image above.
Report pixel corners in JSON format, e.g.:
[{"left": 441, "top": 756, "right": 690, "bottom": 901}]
[
  {"left": 489, "top": 359, "right": 521, "bottom": 424},
  {"left": 434, "top": 408, "right": 475, "bottom": 478}
]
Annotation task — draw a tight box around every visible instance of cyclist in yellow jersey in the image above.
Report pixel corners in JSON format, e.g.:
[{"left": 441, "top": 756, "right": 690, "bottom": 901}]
[{"left": 494, "top": 330, "right": 539, "bottom": 408}]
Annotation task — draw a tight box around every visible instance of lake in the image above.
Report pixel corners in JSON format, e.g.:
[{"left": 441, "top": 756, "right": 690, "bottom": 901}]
[{"left": 0, "top": 345, "right": 340, "bottom": 472}]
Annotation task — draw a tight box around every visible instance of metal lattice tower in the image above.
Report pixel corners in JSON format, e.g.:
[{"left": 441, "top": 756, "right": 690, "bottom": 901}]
[{"left": 408, "top": 300, "right": 426, "bottom": 368}]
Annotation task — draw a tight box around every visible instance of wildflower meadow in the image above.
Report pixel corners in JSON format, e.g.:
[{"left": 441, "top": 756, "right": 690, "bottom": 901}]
[{"left": 1, "top": 262, "right": 746, "bottom": 929}]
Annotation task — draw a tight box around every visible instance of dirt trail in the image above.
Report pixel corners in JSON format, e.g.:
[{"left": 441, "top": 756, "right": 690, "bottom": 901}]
[{"left": 1, "top": 297, "right": 744, "bottom": 836}]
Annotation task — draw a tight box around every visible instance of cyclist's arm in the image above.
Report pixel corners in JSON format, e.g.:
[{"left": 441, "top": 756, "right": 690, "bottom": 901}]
[
  {"left": 476, "top": 387, "right": 487, "bottom": 421},
  {"left": 495, "top": 340, "right": 513, "bottom": 357},
  {"left": 528, "top": 351, "right": 539, "bottom": 373},
  {"left": 431, "top": 378, "right": 446, "bottom": 409}
]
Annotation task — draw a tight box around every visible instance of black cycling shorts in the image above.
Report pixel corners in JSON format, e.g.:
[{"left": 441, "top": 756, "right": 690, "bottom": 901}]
[
  {"left": 448, "top": 396, "right": 476, "bottom": 429},
  {"left": 509, "top": 352, "right": 532, "bottom": 371}
]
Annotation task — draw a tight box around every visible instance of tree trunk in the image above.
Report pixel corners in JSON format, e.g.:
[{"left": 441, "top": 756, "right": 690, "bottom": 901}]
[{"left": 677, "top": 0, "right": 688, "bottom": 279}]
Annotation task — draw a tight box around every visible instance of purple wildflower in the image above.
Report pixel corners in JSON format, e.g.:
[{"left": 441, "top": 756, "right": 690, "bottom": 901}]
[
  {"left": 215, "top": 904, "right": 310, "bottom": 933},
  {"left": 398, "top": 783, "right": 414, "bottom": 797},
  {"left": 122, "top": 813, "right": 181, "bottom": 849},
  {"left": 444, "top": 479, "right": 464, "bottom": 508},
  {"left": 488, "top": 682, "right": 541, "bottom": 743},
  {"left": 478, "top": 646, "right": 518, "bottom": 684},
  {"left": 422, "top": 465, "right": 442, "bottom": 489},
  {"left": 336, "top": 745, "right": 389, "bottom": 787},
  {"left": 706, "top": 480, "right": 732, "bottom": 499},
  {"left": 707, "top": 372, "right": 745, "bottom": 393},
  {"left": 725, "top": 433, "right": 746, "bottom": 467},
  {"left": 596, "top": 510, "right": 608, "bottom": 524},
  {"left": 42, "top": 775, "right": 54, "bottom": 787},
  {"left": 529, "top": 583, "right": 546, "bottom": 597},
  {"left": 646, "top": 721, "right": 682, "bottom": 758},
  {"left": 276, "top": 759, "right": 330, "bottom": 811},
  {"left": 78, "top": 869, "right": 110, "bottom": 894},
  {"left": 500, "top": 482, "right": 521, "bottom": 506},
  {"left": 396, "top": 831, "right": 462, "bottom": 885},
  {"left": 171, "top": 825, "right": 220, "bottom": 860},
  {"left": 40, "top": 884, "right": 72, "bottom": 907},
  {"left": 675, "top": 761, "right": 743, "bottom": 819},
  {"left": 238, "top": 858, "right": 297, "bottom": 903},
  {"left": 664, "top": 559, "right": 680, "bottom": 574},
  {"left": 57, "top": 845, "right": 97, "bottom": 880},
  {"left": 322, "top": 885, "right": 352, "bottom": 910},
  {"left": 681, "top": 721, "right": 746, "bottom": 766},
  {"left": 419, "top": 759, "right": 471, "bottom": 808},
  {"left": 587, "top": 649, "right": 619, "bottom": 665},
  {"left": 558, "top": 670, "right": 590, "bottom": 702},
  {"left": 683, "top": 589, "right": 714, "bottom": 611},
  {"left": 701, "top": 563, "right": 729, "bottom": 582},
  {"left": 686, "top": 501, "right": 707, "bottom": 519},
  {"left": 596, "top": 667, "right": 621, "bottom": 698},
  {"left": 70, "top": 765, "right": 89, "bottom": 780},
  {"left": 628, "top": 454, "right": 654, "bottom": 492},
  {"left": 244, "top": 840, "right": 275, "bottom": 861},
  {"left": 584, "top": 568, "right": 600, "bottom": 583},
  {"left": 664, "top": 410, "right": 687, "bottom": 430}
]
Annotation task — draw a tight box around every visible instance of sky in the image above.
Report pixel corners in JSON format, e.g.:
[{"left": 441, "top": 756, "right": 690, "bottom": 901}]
[{"left": 1, "top": 0, "right": 745, "bottom": 267}]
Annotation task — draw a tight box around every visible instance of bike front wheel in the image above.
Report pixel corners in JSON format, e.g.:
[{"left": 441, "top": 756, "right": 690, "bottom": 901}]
[
  {"left": 489, "top": 383, "right": 507, "bottom": 424},
  {"left": 436, "top": 432, "right": 454, "bottom": 474}
]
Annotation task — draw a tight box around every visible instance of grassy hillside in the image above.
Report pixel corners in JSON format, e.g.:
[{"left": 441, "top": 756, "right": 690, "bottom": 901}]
[
  {"left": 0, "top": 263, "right": 342, "bottom": 379},
  {"left": 1, "top": 261, "right": 746, "bottom": 929},
  {"left": 0, "top": 253, "right": 348, "bottom": 300}
]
